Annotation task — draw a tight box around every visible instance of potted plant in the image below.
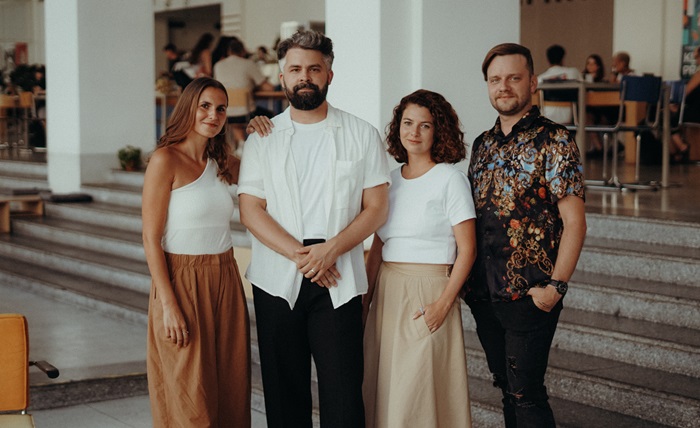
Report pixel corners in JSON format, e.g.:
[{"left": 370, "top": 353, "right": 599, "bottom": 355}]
[{"left": 118, "top": 145, "right": 142, "bottom": 171}]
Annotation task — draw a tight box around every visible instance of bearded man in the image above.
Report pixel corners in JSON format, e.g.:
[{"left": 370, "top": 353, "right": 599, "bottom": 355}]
[{"left": 237, "top": 30, "right": 390, "bottom": 428}]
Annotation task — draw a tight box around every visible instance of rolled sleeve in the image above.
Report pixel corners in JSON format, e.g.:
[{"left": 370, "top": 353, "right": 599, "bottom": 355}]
[
  {"left": 363, "top": 128, "right": 391, "bottom": 189},
  {"left": 236, "top": 136, "right": 266, "bottom": 199}
]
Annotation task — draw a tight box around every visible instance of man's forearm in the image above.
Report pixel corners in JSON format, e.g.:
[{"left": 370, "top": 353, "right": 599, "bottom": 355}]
[
  {"left": 326, "top": 185, "right": 389, "bottom": 257},
  {"left": 240, "top": 197, "right": 302, "bottom": 261}
]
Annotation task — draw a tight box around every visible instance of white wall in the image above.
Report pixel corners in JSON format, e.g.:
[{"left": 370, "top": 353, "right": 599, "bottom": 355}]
[
  {"left": 0, "top": 0, "right": 44, "bottom": 65},
  {"left": 420, "top": 0, "right": 520, "bottom": 149},
  {"left": 243, "top": 0, "right": 325, "bottom": 53},
  {"left": 46, "top": 0, "right": 155, "bottom": 192},
  {"left": 328, "top": 0, "right": 519, "bottom": 167},
  {"left": 614, "top": 0, "right": 683, "bottom": 79}
]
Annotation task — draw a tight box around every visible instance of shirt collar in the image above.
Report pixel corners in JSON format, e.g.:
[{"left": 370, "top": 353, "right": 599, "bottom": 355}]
[
  {"left": 493, "top": 105, "right": 541, "bottom": 138},
  {"left": 274, "top": 103, "right": 342, "bottom": 131}
]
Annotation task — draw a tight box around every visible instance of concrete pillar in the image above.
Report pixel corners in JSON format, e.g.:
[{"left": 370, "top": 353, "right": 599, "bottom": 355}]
[
  {"left": 44, "top": 0, "right": 155, "bottom": 193},
  {"left": 326, "top": 0, "right": 519, "bottom": 158}
]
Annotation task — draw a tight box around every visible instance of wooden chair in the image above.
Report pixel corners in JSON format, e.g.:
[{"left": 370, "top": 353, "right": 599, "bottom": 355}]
[
  {"left": 225, "top": 87, "right": 253, "bottom": 156},
  {"left": 0, "top": 313, "right": 59, "bottom": 427},
  {"left": 0, "top": 94, "right": 18, "bottom": 148}
]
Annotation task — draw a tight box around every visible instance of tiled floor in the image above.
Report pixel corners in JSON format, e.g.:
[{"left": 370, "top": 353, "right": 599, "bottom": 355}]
[{"left": 3, "top": 156, "right": 699, "bottom": 427}]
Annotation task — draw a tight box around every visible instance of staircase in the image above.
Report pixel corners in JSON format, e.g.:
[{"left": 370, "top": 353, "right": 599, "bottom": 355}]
[{"left": 0, "top": 158, "right": 697, "bottom": 427}]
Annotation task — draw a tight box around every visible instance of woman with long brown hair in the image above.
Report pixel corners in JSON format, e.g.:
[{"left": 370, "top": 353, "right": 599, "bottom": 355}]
[{"left": 142, "top": 77, "right": 250, "bottom": 427}]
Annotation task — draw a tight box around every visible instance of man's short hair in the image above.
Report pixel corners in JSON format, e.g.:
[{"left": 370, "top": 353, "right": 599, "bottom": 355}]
[
  {"left": 546, "top": 44, "right": 565, "bottom": 66},
  {"left": 615, "top": 51, "right": 631, "bottom": 67},
  {"left": 228, "top": 37, "right": 245, "bottom": 56},
  {"left": 163, "top": 43, "right": 177, "bottom": 52},
  {"left": 481, "top": 43, "right": 535, "bottom": 80},
  {"left": 277, "top": 30, "right": 334, "bottom": 70}
]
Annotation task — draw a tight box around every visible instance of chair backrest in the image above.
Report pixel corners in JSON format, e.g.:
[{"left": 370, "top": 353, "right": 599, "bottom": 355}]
[
  {"left": 620, "top": 75, "right": 662, "bottom": 103},
  {"left": 667, "top": 80, "right": 686, "bottom": 105},
  {"left": 225, "top": 87, "right": 252, "bottom": 119},
  {"left": 0, "top": 314, "right": 30, "bottom": 413}
]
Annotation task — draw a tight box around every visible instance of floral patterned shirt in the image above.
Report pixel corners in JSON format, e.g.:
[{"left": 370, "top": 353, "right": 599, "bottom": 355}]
[{"left": 465, "top": 106, "right": 584, "bottom": 302}]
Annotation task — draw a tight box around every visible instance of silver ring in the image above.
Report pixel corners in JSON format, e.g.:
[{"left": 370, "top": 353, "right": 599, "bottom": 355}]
[
  {"left": 183, "top": 331, "right": 189, "bottom": 335},
  {"left": 310, "top": 268, "right": 316, "bottom": 274},
  {"left": 419, "top": 306, "right": 425, "bottom": 315}
]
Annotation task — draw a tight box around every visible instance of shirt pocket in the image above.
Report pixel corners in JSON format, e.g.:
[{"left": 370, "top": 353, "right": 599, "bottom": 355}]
[{"left": 333, "top": 160, "right": 361, "bottom": 209}]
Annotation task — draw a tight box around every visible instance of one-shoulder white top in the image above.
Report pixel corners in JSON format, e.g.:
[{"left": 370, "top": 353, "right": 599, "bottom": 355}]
[{"left": 161, "top": 159, "right": 234, "bottom": 255}]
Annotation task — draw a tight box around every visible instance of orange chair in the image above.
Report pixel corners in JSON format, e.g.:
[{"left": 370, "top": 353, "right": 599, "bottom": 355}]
[{"left": 0, "top": 313, "right": 59, "bottom": 427}]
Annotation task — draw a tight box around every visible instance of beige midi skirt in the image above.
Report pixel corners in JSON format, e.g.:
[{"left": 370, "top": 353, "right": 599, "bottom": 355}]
[
  {"left": 363, "top": 262, "right": 471, "bottom": 428},
  {"left": 147, "top": 250, "right": 251, "bottom": 428}
]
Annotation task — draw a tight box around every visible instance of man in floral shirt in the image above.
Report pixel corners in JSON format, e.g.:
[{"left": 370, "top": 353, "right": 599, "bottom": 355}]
[{"left": 464, "top": 43, "right": 587, "bottom": 428}]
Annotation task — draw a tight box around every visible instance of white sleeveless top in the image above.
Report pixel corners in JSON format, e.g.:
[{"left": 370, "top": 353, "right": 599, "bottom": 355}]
[{"left": 161, "top": 159, "right": 234, "bottom": 255}]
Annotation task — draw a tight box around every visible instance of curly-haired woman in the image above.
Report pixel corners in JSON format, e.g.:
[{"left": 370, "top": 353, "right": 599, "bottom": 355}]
[
  {"left": 142, "top": 77, "right": 250, "bottom": 427},
  {"left": 363, "top": 89, "right": 477, "bottom": 428}
]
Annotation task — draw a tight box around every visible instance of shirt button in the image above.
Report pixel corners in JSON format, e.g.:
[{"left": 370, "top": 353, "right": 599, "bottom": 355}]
[{"left": 486, "top": 256, "right": 491, "bottom": 260}]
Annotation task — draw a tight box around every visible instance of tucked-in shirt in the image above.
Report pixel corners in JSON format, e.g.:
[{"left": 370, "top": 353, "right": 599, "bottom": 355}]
[
  {"left": 237, "top": 105, "right": 391, "bottom": 309},
  {"left": 465, "top": 106, "right": 584, "bottom": 302},
  {"left": 291, "top": 119, "right": 332, "bottom": 239},
  {"left": 378, "top": 164, "right": 475, "bottom": 264},
  {"left": 162, "top": 159, "right": 234, "bottom": 255}
]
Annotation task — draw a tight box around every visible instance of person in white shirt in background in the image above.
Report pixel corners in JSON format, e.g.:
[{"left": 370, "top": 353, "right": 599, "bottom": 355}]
[{"left": 538, "top": 44, "right": 582, "bottom": 125}]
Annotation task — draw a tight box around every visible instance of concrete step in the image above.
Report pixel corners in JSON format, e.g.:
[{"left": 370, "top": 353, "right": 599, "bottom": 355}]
[
  {"left": 0, "top": 234, "right": 150, "bottom": 294},
  {"left": 0, "top": 158, "right": 48, "bottom": 177},
  {"left": 109, "top": 169, "right": 145, "bottom": 188},
  {"left": 579, "top": 237, "right": 700, "bottom": 286},
  {"left": 45, "top": 201, "right": 143, "bottom": 233},
  {"left": 81, "top": 182, "right": 143, "bottom": 208},
  {"left": 463, "top": 304, "right": 700, "bottom": 377},
  {"left": 0, "top": 257, "right": 147, "bottom": 324},
  {"left": 464, "top": 329, "right": 699, "bottom": 428},
  {"left": 13, "top": 216, "right": 145, "bottom": 262},
  {"left": 586, "top": 212, "right": 700, "bottom": 249},
  {"left": 0, "top": 170, "right": 49, "bottom": 189},
  {"left": 569, "top": 270, "right": 700, "bottom": 329},
  {"left": 554, "top": 307, "right": 700, "bottom": 377}
]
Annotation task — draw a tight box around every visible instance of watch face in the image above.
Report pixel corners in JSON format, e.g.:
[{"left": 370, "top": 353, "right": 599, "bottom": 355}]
[{"left": 554, "top": 280, "right": 568, "bottom": 295}]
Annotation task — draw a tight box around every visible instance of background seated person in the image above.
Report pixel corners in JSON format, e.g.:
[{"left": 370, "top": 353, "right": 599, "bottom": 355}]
[
  {"left": 670, "top": 47, "right": 700, "bottom": 163},
  {"left": 538, "top": 44, "right": 582, "bottom": 125},
  {"left": 609, "top": 51, "right": 635, "bottom": 83},
  {"left": 213, "top": 37, "right": 275, "bottom": 151}
]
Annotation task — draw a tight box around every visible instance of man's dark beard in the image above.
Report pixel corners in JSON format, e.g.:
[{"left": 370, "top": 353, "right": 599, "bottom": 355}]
[{"left": 284, "top": 82, "right": 328, "bottom": 111}]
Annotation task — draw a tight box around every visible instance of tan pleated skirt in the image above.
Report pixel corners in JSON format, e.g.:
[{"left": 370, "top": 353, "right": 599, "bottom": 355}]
[
  {"left": 363, "top": 262, "right": 471, "bottom": 428},
  {"left": 147, "top": 250, "right": 251, "bottom": 428}
]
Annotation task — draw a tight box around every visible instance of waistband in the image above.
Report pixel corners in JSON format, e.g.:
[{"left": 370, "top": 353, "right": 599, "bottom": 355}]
[
  {"left": 164, "top": 249, "right": 235, "bottom": 267},
  {"left": 382, "top": 262, "right": 451, "bottom": 277}
]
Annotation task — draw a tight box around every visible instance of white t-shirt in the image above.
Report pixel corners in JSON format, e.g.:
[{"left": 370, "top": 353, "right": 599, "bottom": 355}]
[
  {"left": 291, "top": 119, "right": 332, "bottom": 239},
  {"left": 538, "top": 65, "right": 583, "bottom": 124},
  {"left": 378, "top": 163, "right": 475, "bottom": 264}
]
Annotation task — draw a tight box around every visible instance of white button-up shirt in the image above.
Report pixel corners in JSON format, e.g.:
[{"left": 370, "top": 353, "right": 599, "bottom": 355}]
[{"left": 237, "top": 105, "right": 391, "bottom": 309}]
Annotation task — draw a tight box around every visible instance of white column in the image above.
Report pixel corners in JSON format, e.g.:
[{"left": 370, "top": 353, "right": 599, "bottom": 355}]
[
  {"left": 326, "top": 0, "right": 519, "bottom": 157},
  {"left": 45, "top": 0, "right": 155, "bottom": 193},
  {"left": 614, "top": 0, "right": 682, "bottom": 79}
]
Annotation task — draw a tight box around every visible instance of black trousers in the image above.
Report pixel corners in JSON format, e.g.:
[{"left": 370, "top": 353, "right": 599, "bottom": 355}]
[
  {"left": 466, "top": 296, "right": 563, "bottom": 428},
  {"left": 252, "top": 260, "right": 365, "bottom": 428}
]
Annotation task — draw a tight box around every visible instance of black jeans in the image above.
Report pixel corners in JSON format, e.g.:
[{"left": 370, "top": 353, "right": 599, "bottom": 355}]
[
  {"left": 467, "top": 296, "right": 563, "bottom": 428},
  {"left": 252, "top": 266, "right": 365, "bottom": 428}
]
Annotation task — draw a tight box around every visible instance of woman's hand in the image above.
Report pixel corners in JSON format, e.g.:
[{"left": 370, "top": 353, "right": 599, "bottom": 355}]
[
  {"left": 246, "top": 116, "right": 274, "bottom": 136},
  {"left": 412, "top": 297, "right": 454, "bottom": 334},
  {"left": 161, "top": 301, "right": 190, "bottom": 348}
]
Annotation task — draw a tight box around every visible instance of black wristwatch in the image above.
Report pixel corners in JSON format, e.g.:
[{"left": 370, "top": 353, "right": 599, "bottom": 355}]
[{"left": 547, "top": 279, "right": 568, "bottom": 296}]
